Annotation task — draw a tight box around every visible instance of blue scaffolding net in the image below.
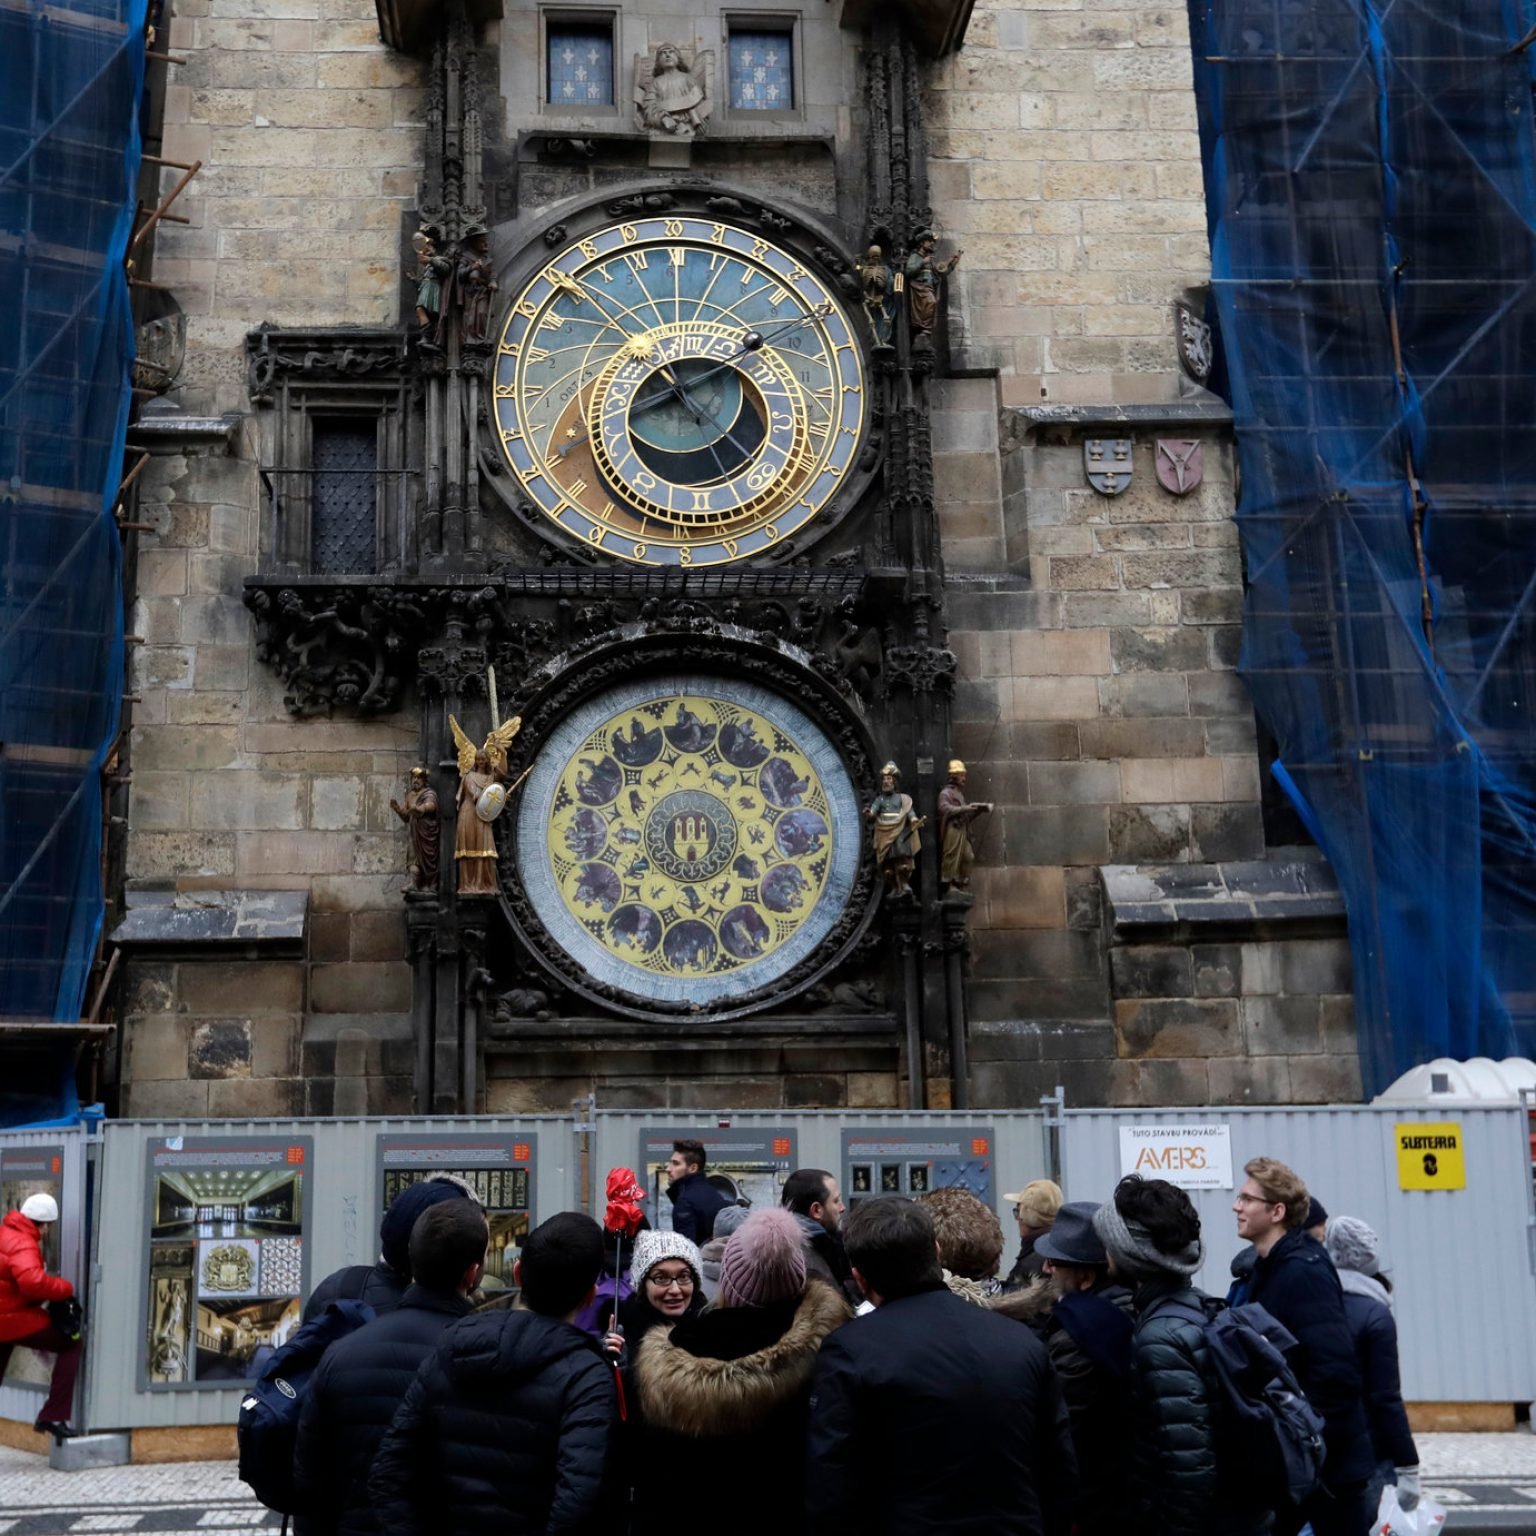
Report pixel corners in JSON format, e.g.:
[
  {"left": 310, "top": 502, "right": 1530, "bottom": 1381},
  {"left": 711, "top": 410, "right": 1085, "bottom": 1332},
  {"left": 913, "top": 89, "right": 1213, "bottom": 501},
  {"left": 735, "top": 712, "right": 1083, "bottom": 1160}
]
[
  {"left": 1189, "top": 0, "right": 1536, "bottom": 1092},
  {"left": 0, "top": 0, "right": 143, "bottom": 1026}
]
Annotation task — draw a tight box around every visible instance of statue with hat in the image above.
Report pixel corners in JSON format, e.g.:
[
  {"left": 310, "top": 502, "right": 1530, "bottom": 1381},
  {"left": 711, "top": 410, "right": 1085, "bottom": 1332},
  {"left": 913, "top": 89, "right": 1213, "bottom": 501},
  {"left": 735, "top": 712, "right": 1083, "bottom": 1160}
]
[
  {"left": 905, "top": 230, "right": 963, "bottom": 343},
  {"left": 865, "top": 761, "right": 925, "bottom": 901},
  {"left": 937, "top": 758, "right": 992, "bottom": 894},
  {"left": 390, "top": 765, "right": 440, "bottom": 893},
  {"left": 456, "top": 223, "right": 499, "bottom": 345}
]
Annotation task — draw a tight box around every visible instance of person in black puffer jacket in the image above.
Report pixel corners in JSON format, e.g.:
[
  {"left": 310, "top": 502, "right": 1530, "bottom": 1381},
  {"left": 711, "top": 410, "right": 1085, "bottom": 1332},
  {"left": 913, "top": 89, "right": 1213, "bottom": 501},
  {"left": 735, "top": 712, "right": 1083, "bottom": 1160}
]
[
  {"left": 991, "top": 1202, "right": 1135, "bottom": 1536},
  {"left": 303, "top": 1175, "right": 475, "bottom": 1323},
  {"left": 630, "top": 1208, "right": 850, "bottom": 1536},
  {"left": 293, "top": 1200, "right": 487, "bottom": 1536},
  {"left": 369, "top": 1212, "right": 618, "bottom": 1536},
  {"left": 1094, "top": 1176, "right": 1270, "bottom": 1536}
]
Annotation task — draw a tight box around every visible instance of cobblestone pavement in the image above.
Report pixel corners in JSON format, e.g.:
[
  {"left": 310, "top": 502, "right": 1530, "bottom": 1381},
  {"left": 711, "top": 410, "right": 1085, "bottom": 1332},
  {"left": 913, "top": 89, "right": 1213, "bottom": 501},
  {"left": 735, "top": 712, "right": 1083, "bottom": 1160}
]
[{"left": 2, "top": 1432, "right": 1535, "bottom": 1530}]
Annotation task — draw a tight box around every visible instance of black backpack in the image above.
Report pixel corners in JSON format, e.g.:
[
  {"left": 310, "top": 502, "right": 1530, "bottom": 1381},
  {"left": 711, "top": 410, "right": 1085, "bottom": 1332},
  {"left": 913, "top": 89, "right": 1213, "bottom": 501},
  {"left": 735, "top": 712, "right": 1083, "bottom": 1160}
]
[
  {"left": 1151, "top": 1294, "right": 1326, "bottom": 1511},
  {"left": 236, "top": 1298, "right": 374, "bottom": 1514}
]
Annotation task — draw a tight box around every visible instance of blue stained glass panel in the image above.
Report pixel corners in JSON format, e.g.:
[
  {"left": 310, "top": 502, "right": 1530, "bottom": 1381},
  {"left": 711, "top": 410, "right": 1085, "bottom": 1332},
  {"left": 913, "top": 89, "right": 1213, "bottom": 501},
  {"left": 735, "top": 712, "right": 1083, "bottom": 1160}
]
[
  {"left": 728, "top": 30, "right": 792, "bottom": 111},
  {"left": 547, "top": 24, "right": 614, "bottom": 107}
]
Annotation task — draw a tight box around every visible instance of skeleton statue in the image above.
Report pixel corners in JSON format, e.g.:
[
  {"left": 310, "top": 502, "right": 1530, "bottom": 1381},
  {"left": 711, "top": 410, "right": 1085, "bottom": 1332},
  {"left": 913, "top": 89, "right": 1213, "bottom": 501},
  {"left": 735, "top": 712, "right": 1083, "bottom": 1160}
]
[
  {"left": 635, "top": 42, "right": 712, "bottom": 137},
  {"left": 855, "top": 244, "right": 895, "bottom": 348}
]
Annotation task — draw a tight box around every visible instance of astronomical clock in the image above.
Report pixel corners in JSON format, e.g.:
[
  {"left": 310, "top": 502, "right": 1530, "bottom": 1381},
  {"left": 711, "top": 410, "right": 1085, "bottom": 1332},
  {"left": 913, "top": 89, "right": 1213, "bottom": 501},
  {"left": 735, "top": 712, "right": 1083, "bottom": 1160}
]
[{"left": 491, "top": 214, "right": 867, "bottom": 567}]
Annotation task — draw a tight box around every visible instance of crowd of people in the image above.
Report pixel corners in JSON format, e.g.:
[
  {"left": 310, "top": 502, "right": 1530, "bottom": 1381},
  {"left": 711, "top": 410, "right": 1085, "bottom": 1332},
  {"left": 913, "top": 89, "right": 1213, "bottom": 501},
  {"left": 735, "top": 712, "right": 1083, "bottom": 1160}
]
[{"left": 271, "top": 1140, "right": 1419, "bottom": 1536}]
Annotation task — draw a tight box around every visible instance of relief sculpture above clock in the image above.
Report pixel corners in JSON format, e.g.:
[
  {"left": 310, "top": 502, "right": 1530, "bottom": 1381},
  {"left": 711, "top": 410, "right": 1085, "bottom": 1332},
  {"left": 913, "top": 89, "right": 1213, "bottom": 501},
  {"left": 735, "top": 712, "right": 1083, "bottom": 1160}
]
[{"left": 491, "top": 213, "right": 867, "bottom": 567}]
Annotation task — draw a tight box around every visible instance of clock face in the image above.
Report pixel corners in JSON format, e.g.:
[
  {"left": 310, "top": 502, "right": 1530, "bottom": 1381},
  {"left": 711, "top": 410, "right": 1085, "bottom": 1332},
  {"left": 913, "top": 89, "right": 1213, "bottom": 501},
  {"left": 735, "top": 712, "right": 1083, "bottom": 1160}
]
[
  {"left": 514, "top": 676, "right": 862, "bottom": 1010},
  {"left": 492, "top": 215, "right": 866, "bottom": 566}
]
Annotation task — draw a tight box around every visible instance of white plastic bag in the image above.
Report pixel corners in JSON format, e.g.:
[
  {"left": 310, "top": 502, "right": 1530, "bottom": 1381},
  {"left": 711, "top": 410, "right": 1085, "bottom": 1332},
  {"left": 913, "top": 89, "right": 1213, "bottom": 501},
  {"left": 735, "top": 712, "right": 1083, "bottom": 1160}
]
[{"left": 1374, "top": 1484, "right": 1448, "bottom": 1536}]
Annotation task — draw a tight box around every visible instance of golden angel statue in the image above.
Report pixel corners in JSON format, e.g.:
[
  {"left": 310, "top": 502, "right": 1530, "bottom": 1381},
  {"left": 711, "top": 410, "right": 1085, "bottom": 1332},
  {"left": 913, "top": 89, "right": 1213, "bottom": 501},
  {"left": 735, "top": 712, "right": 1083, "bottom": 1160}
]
[{"left": 449, "top": 714, "right": 521, "bottom": 896}]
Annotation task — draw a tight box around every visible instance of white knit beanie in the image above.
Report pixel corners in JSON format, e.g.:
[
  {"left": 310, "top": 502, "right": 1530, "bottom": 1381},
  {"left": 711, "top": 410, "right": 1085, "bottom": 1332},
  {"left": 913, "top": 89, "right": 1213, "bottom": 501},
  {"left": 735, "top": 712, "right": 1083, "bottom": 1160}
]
[
  {"left": 628, "top": 1228, "right": 704, "bottom": 1292},
  {"left": 1324, "top": 1215, "right": 1380, "bottom": 1276},
  {"left": 21, "top": 1194, "right": 58, "bottom": 1224}
]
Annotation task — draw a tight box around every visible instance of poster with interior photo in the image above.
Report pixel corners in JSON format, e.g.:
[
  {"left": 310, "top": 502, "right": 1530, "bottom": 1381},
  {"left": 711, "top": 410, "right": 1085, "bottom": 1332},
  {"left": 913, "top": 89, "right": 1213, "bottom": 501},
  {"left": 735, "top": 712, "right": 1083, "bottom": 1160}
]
[
  {"left": 141, "top": 1136, "right": 311, "bottom": 1391},
  {"left": 638, "top": 1127, "right": 797, "bottom": 1233},
  {"left": 0, "top": 1144, "right": 66, "bottom": 1393},
  {"left": 375, "top": 1134, "right": 537, "bottom": 1296}
]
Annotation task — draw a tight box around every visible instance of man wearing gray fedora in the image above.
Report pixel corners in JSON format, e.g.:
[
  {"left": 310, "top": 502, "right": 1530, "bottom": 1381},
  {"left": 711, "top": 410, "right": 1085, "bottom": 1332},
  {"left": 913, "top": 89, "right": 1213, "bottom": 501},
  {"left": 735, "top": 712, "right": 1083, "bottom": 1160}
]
[{"left": 992, "top": 1202, "right": 1134, "bottom": 1536}]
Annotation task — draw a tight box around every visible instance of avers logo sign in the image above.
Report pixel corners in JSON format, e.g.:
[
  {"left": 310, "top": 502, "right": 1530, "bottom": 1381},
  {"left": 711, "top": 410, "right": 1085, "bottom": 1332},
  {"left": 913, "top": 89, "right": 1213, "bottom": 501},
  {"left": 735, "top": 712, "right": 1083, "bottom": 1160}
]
[{"left": 1118, "top": 1124, "right": 1234, "bottom": 1190}]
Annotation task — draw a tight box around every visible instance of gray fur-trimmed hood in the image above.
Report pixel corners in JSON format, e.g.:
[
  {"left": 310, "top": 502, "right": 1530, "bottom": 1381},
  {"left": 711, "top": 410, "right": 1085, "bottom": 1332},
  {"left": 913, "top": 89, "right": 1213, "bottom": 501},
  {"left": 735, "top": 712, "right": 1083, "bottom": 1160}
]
[
  {"left": 987, "top": 1276, "right": 1056, "bottom": 1324},
  {"left": 635, "top": 1281, "right": 851, "bottom": 1438}
]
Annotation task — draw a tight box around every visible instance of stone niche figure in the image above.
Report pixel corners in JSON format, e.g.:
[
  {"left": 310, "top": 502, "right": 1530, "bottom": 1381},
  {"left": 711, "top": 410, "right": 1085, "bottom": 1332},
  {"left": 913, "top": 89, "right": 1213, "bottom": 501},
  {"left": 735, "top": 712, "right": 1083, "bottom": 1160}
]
[
  {"left": 905, "top": 230, "right": 963, "bottom": 344},
  {"left": 411, "top": 225, "right": 451, "bottom": 337},
  {"left": 635, "top": 42, "right": 712, "bottom": 137},
  {"left": 865, "top": 761, "right": 925, "bottom": 902},
  {"left": 449, "top": 714, "right": 522, "bottom": 896},
  {"left": 390, "top": 766, "right": 440, "bottom": 893},
  {"left": 855, "top": 244, "right": 895, "bottom": 349},
  {"left": 456, "top": 223, "right": 499, "bottom": 346},
  {"left": 937, "top": 758, "right": 993, "bottom": 895}
]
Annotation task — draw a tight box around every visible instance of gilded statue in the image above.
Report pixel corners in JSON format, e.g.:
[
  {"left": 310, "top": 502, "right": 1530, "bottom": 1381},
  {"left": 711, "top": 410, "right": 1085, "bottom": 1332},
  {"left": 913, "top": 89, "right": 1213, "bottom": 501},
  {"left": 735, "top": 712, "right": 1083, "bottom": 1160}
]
[
  {"left": 449, "top": 715, "right": 522, "bottom": 896},
  {"left": 634, "top": 42, "right": 713, "bottom": 137},
  {"left": 865, "top": 761, "right": 925, "bottom": 901},
  {"left": 937, "top": 758, "right": 992, "bottom": 893},
  {"left": 390, "top": 766, "right": 440, "bottom": 892}
]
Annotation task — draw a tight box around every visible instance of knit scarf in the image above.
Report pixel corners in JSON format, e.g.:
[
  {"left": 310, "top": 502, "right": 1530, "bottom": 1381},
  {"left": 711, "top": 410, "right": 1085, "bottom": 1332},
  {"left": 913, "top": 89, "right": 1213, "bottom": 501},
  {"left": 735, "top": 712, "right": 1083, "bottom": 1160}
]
[{"left": 1092, "top": 1200, "right": 1203, "bottom": 1279}]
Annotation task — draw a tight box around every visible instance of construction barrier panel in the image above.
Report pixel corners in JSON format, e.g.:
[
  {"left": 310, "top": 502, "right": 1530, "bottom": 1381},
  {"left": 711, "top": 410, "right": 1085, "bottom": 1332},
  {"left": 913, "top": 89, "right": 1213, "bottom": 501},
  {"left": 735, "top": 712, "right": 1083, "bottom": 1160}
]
[{"left": 1059, "top": 1103, "right": 1536, "bottom": 1403}]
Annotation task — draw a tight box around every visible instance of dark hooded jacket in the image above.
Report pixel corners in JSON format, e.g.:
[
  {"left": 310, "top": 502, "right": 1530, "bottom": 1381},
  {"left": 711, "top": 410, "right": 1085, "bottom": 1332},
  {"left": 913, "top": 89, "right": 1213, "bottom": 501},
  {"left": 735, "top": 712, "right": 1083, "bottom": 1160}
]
[
  {"left": 992, "top": 1278, "right": 1134, "bottom": 1536},
  {"left": 1246, "top": 1228, "right": 1374, "bottom": 1488},
  {"left": 302, "top": 1261, "right": 409, "bottom": 1325},
  {"left": 1126, "top": 1277, "right": 1270, "bottom": 1536},
  {"left": 1338, "top": 1273, "right": 1416, "bottom": 1470},
  {"left": 805, "top": 1282, "right": 1077, "bottom": 1536},
  {"left": 293, "top": 1285, "right": 471, "bottom": 1536},
  {"left": 629, "top": 1282, "right": 851, "bottom": 1536},
  {"left": 368, "top": 1306, "right": 617, "bottom": 1536},
  {"left": 666, "top": 1171, "right": 729, "bottom": 1243}
]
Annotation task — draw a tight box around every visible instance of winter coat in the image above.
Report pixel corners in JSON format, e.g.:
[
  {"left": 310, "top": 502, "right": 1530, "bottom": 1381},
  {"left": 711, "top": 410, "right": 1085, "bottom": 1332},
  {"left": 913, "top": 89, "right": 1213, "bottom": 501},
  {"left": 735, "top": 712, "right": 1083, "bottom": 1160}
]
[
  {"left": 805, "top": 1282, "right": 1077, "bottom": 1536},
  {"left": 0, "top": 1211, "right": 71, "bottom": 1343},
  {"left": 302, "top": 1260, "right": 408, "bottom": 1325},
  {"left": 793, "top": 1213, "right": 863, "bottom": 1308},
  {"left": 1003, "top": 1230, "right": 1047, "bottom": 1291},
  {"left": 992, "top": 1278, "right": 1134, "bottom": 1536},
  {"left": 368, "top": 1306, "right": 618, "bottom": 1536},
  {"left": 1247, "top": 1227, "right": 1374, "bottom": 1488},
  {"left": 665, "top": 1171, "right": 729, "bottom": 1243},
  {"left": 629, "top": 1281, "right": 851, "bottom": 1536},
  {"left": 572, "top": 1222, "right": 646, "bottom": 1332},
  {"left": 1225, "top": 1245, "right": 1256, "bottom": 1307},
  {"left": 1338, "top": 1270, "right": 1416, "bottom": 1470},
  {"left": 293, "top": 1285, "right": 471, "bottom": 1536},
  {"left": 1127, "top": 1277, "right": 1269, "bottom": 1536}
]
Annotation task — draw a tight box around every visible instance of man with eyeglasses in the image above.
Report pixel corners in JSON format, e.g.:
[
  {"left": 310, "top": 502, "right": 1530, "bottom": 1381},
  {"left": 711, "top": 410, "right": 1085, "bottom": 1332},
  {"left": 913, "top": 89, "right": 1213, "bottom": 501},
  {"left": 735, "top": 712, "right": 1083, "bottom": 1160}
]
[{"left": 1235, "top": 1158, "right": 1373, "bottom": 1536}]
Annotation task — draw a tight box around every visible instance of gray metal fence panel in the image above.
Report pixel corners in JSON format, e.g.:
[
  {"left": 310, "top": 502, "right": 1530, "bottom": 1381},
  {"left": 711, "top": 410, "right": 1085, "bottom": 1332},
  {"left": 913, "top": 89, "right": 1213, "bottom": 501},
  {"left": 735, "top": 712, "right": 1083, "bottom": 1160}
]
[
  {"left": 591, "top": 1109, "right": 1048, "bottom": 1239},
  {"left": 1059, "top": 1104, "right": 1536, "bottom": 1402},
  {"left": 0, "top": 1127, "right": 87, "bottom": 1426},
  {"left": 86, "top": 1116, "right": 577, "bottom": 1432}
]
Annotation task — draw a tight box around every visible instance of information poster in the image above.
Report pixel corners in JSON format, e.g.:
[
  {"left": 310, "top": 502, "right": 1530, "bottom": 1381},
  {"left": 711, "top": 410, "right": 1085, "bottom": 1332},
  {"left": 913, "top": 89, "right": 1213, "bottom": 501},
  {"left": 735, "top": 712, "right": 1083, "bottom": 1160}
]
[
  {"left": 142, "top": 1136, "right": 311, "bottom": 1391},
  {"left": 376, "top": 1134, "right": 536, "bottom": 1296},
  {"left": 1118, "top": 1124, "right": 1233, "bottom": 1190},
  {"left": 841, "top": 1127, "right": 996, "bottom": 1207},
  {"left": 638, "top": 1127, "right": 797, "bottom": 1231},
  {"left": 1, "top": 1144, "right": 65, "bottom": 1392}
]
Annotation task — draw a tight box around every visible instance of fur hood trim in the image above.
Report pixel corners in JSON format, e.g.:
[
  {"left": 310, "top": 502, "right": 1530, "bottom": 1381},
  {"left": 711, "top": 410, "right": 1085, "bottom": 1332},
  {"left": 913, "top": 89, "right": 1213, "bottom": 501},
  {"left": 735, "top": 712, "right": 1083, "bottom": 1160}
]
[
  {"left": 987, "top": 1276, "right": 1055, "bottom": 1324},
  {"left": 636, "top": 1281, "right": 851, "bottom": 1438}
]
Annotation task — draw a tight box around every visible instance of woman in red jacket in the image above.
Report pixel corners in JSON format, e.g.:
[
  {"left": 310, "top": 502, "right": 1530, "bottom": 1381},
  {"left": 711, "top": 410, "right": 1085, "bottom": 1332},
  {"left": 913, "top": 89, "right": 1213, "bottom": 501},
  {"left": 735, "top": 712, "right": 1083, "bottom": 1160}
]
[{"left": 0, "top": 1193, "right": 80, "bottom": 1439}]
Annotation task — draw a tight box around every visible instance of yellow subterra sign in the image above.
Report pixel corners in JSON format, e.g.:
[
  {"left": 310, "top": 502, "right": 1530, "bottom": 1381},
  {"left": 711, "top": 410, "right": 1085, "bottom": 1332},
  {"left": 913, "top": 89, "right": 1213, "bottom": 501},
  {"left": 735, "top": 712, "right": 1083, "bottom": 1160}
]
[{"left": 1395, "top": 1121, "right": 1466, "bottom": 1190}]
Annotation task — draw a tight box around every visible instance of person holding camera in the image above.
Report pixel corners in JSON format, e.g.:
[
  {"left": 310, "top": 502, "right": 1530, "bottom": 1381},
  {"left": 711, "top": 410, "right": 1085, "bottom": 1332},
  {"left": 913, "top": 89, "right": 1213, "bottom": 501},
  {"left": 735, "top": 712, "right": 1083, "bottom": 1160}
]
[{"left": 0, "top": 1193, "right": 81, "bottom": 1441}]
